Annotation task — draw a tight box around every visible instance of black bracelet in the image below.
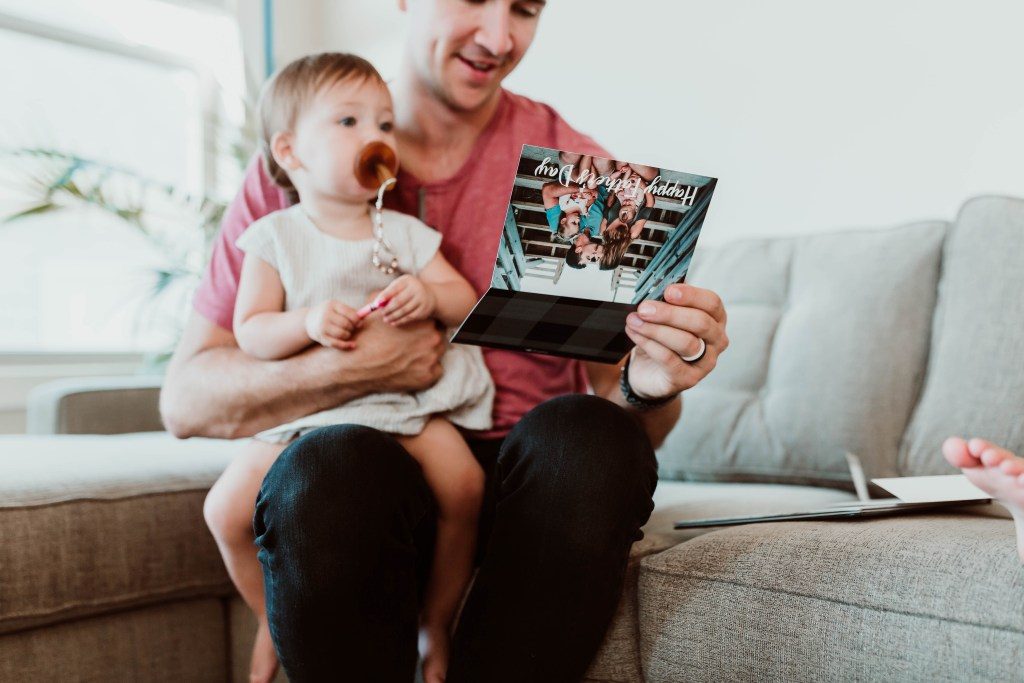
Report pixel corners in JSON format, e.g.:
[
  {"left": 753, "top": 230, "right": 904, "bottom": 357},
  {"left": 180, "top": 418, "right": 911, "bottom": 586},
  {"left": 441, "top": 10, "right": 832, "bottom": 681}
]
[{"left": 619, "top": 352, "right": 678, "bottom": 411}]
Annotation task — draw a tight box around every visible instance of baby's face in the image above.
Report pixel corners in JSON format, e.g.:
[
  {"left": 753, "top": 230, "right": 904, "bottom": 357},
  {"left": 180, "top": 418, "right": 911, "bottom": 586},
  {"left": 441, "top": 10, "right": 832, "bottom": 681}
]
[
  {"left": 290, "top": 77, "right": 397, "bottom": 202},
  {"left": 560, "top": 213, "right": 581, "bottom": 236}
]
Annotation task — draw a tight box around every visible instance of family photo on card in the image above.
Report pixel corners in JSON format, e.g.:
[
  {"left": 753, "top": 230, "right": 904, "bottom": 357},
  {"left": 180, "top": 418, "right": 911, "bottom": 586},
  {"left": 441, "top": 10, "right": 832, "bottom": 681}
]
[{"left": 453, "top": 144, "right": 717, "bottom": 363}]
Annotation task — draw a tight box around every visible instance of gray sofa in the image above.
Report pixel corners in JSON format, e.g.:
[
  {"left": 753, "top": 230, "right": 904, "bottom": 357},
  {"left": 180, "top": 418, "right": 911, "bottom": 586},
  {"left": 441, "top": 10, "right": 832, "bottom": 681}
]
[{"left": 2, "top": 196, "right": 1022, "bottom": 681}]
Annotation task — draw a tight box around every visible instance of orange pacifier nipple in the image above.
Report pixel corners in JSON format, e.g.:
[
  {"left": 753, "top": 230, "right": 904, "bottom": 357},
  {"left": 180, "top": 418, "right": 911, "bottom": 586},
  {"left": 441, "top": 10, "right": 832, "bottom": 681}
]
[{"left": 356, "top": 141, "right": 399, "bottom": 191}]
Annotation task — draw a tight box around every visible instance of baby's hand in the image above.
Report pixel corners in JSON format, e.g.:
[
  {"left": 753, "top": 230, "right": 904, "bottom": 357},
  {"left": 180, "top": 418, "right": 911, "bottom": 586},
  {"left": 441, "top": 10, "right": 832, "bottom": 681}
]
[
  {"left": 379, "top": 274, "right": 436, "bottom": 326},
  {"left": 305, "top": 300, "right": 360, "bottom": 350}
]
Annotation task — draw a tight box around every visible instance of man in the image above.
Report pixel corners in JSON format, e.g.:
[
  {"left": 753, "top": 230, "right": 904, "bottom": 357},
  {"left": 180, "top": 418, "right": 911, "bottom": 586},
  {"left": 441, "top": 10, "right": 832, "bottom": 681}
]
[
  {"left": 160, "top": 0, "right": 729, "bottom": 680},
  {"left": 564, "top": 231, "right": 604, "bottom": 269}
]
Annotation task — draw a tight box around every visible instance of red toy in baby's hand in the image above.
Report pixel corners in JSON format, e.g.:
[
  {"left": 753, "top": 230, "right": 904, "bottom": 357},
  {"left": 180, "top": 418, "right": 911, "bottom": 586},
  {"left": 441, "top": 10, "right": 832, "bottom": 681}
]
[{"left": 356, "top": 296, "right": 391, "bottom": 319}]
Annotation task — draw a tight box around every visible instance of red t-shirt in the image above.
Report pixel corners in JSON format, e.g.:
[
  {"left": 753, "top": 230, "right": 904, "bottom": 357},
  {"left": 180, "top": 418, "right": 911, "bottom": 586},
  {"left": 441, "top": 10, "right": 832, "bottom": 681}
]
[{"left": 193, "top": 88, "right": 611, "bottom": 437}]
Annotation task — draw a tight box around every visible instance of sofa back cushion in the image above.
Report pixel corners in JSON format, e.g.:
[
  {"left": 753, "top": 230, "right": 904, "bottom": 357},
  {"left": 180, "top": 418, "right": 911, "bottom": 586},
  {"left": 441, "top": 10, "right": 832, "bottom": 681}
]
[
  {"left": 900, "top": 196, "right": 1024, "bottom": 475},
  {"left": 657, "top": 220, "right": 947, "bottom": 486}
]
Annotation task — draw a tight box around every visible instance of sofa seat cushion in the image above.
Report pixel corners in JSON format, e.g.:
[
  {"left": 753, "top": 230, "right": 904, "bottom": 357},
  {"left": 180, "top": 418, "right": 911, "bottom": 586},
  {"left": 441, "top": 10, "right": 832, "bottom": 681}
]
[
  {"left": 636, "top": 515, "right": 1024, "bottom": 682},
  {"left": 0, "top": 598, "right": 228, "bottom": 682},
  {"left": 586, "top": 481, "right": 856, "bottom": 681},
  {"left": 640, "top": 480, "right": 858, "bottom": 551},
  {"left": 0, "top": 434, "right": 239, "bottom": 634}
]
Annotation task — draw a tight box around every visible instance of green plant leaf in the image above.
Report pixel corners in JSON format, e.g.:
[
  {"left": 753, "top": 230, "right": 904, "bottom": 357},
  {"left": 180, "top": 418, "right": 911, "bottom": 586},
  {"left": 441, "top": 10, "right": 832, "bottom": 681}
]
[{"left": 3, "top": 202, "right": 58, "bottom": 223}]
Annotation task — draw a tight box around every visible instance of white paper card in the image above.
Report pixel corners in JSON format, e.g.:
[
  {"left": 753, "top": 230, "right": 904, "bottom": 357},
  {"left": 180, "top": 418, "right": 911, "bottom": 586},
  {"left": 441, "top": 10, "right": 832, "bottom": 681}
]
[{"left": 871, "top": 474, "right": 991, "bottom": 503}]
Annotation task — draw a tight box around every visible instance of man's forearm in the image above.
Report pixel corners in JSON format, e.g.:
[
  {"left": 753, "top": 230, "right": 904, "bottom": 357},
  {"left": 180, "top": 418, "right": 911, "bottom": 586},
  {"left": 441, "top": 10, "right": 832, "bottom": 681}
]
[
  {"left": 162, "top": 311, "right": 444, "bottom": 440},
  {"left": 161, "top": 345, "right": 365, "bottom": 440}
]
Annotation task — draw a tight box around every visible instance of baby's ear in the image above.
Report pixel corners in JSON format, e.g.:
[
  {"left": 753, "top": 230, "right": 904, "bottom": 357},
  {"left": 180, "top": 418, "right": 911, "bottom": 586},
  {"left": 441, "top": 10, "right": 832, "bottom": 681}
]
[{"left": 270, "top": 131, "right": 299, "bottom": 171}]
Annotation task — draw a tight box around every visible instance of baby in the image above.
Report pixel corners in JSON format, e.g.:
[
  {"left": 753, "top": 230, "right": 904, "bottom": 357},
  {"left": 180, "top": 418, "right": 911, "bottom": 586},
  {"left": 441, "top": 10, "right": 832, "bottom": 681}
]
[
  {"left": 202, "top": 53, "right": 494, "bottom": 683},
  {"left": 943, "top": 437, "right": 1024, "bottom": 562}
]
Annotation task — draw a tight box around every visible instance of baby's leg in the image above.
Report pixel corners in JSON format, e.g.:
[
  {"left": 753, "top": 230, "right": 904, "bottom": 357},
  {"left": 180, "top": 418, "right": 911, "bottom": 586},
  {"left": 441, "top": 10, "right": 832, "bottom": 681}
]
[
  {"left": 591, "top": 156, "right": 616, "bottom": 176},
  {"left": 397, "top": 419, "right": 485, "bottom": 683},
  {"left": 204, "top": 439, "right": 286, "bottom": 683},
  {"left": 943, "top": 437, "right": 1024, "bottom": 562},
  {"left": 627, "top": 161, "right": 660, "bottom": 183},
  {"left": 559, "top": 151, "right": 583, "bottom": 182}
]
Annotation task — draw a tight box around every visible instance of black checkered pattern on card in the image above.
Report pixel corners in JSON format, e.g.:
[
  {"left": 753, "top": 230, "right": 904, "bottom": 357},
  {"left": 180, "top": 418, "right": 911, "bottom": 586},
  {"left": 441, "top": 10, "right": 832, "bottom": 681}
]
[{"left": 452, "top": 289, "right": 635, "bottom": 364}]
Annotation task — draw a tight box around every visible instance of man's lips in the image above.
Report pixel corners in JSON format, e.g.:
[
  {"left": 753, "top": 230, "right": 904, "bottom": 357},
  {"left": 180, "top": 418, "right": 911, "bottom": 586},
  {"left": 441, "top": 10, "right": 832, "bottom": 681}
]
[{"left": 456, "top": 54, "right": 500, "bottom": 74}]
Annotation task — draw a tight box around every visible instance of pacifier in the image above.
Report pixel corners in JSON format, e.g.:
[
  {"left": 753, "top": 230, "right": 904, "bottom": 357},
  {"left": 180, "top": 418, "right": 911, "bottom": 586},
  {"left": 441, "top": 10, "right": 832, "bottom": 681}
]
[
  {"left": 356, "top": 141, "right": 399, "bottom": 191},
  {"left": 356, "top": 141, "right": 402, "bottom": 275}
]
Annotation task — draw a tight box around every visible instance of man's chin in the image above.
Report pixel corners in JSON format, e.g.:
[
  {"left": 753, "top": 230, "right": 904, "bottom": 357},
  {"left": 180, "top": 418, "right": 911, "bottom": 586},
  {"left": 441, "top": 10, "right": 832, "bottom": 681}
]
[{"left": 440, "top": 80, "right": 502, "bottom": 113}]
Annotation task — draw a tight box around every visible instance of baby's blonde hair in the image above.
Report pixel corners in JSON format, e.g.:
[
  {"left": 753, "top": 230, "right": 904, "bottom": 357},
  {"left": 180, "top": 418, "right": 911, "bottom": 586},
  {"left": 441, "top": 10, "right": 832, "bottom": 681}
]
[{"left": 258, "top": 52, "right": 386, "bottom": 202}]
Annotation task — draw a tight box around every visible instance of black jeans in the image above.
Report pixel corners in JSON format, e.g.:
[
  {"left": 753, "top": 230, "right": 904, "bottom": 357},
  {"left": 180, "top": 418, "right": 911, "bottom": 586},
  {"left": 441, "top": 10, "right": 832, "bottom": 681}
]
[{"left": 253, "top": 394, "right": 658, "bottom": 682}]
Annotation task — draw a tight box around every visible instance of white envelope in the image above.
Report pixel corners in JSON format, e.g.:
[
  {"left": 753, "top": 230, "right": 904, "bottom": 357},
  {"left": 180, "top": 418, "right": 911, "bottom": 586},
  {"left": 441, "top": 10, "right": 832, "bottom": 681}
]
[{"left": 871, "top": 474, "right": 991, "bottom": 504}]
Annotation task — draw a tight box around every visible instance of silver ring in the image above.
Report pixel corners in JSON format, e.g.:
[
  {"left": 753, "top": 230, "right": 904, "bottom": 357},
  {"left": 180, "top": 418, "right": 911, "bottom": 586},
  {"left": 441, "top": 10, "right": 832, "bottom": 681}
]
[{"left": 680, "top": 337, "right": 706, "bottom": 363}]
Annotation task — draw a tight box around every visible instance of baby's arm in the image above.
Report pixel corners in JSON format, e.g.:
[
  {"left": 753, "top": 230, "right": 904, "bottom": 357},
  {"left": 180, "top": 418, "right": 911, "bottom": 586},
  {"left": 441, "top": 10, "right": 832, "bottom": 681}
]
[
  {"left": 541, "top": 180, "right": 582, "bottom": 209},
  {"left": 378, "top": 252, "right": 476, "bottom": 329},
  {"left": 234, "top": 254, "right": 358, "bottom": 359},
  {"left": 630, "top": 192, "right": 657, "bottom": 239}
]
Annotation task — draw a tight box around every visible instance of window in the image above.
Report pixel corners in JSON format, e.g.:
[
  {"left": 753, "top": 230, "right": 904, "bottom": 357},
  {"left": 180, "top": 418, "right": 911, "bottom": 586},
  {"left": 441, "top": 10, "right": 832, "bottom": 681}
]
[{"left": 0, "top": 0, "right": 248, "bottom": 352}]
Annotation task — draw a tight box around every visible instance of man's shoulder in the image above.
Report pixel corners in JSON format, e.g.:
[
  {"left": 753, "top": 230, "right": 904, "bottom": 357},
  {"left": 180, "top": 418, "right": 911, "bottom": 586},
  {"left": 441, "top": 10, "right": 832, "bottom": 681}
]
[
  {"left": 227, "top": 155, "right": 291, "bottom": 233},
  {"left": 501, "top": 89, "right": 611, "bottom": 158}
]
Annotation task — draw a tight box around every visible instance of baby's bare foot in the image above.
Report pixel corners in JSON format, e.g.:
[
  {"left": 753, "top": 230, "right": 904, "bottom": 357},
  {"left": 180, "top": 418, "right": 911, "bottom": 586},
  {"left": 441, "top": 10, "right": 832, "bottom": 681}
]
[
  {"left": 249, "top": 616, "right": 280, "bottom": 683},
  {"left": 418, "top": 624, "right": 450, "bottom": 683},
  {"left": 943, "top": 437, "right": 1024, "bottom": 562}
]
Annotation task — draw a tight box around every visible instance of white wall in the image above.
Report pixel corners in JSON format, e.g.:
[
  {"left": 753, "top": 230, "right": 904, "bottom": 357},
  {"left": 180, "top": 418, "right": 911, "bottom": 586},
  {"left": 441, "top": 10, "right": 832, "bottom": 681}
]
[{"left": 265, "top": 0, "right": 1024, "bottom": 245}]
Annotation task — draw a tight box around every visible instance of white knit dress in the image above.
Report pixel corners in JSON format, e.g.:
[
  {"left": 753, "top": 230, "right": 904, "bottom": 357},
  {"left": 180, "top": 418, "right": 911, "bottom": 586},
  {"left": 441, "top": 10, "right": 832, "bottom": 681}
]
[{"left": 236, "top": 204, "right": 494, "bottom": 442}]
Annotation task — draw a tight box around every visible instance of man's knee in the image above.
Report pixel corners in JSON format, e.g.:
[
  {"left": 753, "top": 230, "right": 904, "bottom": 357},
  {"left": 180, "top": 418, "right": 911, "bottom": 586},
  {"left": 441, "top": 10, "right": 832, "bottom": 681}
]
[
  {"left": 258, "top": 424, "right": 431, "bottom": 524},
  {"left": 253, "top": 425, "right": 437, "bottom": 601},
  {"left": 502, "top": 395, "right": 658, "bottom": 556},
  {"left": 511, "top": 394, "right": 657, "bottom": 475}
]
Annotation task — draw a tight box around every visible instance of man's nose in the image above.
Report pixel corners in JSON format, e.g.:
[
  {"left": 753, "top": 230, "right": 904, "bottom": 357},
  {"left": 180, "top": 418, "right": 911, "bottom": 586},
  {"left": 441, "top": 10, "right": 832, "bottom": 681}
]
[{"left": 474, "top": 2, "right": 514, "bottom": 57}]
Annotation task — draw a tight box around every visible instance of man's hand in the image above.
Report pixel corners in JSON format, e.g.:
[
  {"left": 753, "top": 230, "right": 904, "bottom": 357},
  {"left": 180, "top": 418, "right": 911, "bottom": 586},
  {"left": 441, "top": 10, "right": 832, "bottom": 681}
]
[
  {"left": 314, "top": 315, "right": 445, "bottom": 394},
  {"left": 623, "top": 283, "right": 729, "bottom": 399},
  {"left": 305, "top": 300, "right": 360, "bottom": 350}
]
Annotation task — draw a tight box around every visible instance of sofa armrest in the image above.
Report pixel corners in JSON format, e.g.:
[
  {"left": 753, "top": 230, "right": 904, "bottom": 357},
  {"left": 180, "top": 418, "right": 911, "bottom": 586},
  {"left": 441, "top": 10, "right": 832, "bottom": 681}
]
[{"left": 26, "top": 376, "right": 164, "bottom": 435}]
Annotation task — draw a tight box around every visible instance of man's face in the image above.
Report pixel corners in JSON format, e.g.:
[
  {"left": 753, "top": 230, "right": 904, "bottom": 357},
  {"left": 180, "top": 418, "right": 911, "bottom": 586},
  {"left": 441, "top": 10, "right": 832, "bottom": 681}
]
[
  {"left": 574, "top": 234, "right": 604, "bottom": 264},
  {"left": 400, "top": 0, "right": 545, "bottom": 112}
]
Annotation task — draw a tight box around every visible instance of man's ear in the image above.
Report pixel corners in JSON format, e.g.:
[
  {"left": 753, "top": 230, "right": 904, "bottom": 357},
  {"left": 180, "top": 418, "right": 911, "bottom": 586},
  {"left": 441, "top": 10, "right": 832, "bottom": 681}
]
[{"left": 270, "top": 131, "right": 300, "bottom": 171}]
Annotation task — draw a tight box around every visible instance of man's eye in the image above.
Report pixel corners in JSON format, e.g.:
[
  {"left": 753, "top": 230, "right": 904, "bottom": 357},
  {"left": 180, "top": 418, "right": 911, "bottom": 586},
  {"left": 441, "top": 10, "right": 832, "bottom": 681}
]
[
  {"left": 339, "top": 117, "right": 356, "bottom": 127},
  {"left": 380, "top": 121, "right": 393, "bottom": 132},
  {"left": 514, "top": 2, "right": 541, "bottom": 17}
]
